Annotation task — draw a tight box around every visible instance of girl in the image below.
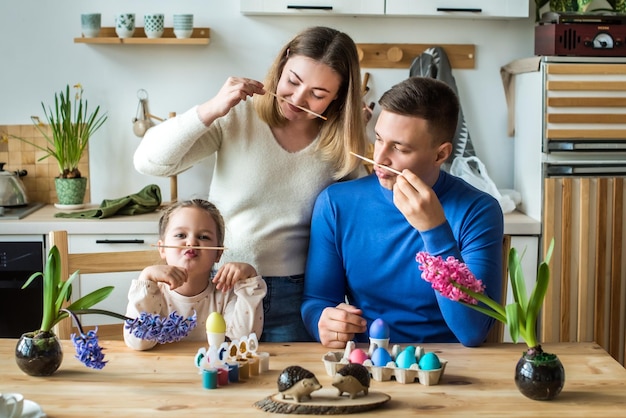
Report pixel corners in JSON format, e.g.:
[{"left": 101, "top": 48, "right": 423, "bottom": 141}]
[{"left": 124, "top": 199, "right": 267, "bottom": 351}]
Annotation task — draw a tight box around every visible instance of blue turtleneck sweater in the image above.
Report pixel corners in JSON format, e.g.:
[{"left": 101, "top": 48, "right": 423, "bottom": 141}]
[{"left": 302, "top": 171, "right": 504, "bottom": 347}]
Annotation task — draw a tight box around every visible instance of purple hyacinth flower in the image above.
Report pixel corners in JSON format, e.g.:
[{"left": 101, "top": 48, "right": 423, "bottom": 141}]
[
  {"left": 71, "top": 328, "right": 108, "bottom": 369},
  {"left": 125, "top": 311, "right": 197, "bottom": 344}
]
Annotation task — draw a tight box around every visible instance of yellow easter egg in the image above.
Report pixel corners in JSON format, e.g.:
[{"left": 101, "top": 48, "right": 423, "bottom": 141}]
[{"left": 206, "top": 311, "right": 226, "bottom": 333}]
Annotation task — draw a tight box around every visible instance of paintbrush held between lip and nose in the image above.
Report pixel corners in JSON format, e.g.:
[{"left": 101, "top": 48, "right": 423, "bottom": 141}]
[
  {"left": 151, "top": 244, "right": 227, "bottom": 250},
  {"left": 265, "top": 91, "right": 328, "bottom": 121},
  {"left": 349, "top": 152, "right": 402, "bottom": 176}
]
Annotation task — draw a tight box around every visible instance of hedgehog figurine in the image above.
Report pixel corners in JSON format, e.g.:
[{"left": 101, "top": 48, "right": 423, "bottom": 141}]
[
  {"left": 332, "top": 363, "right": 371, "bottom": 399},
  {"left": 277, "top": 365, "right": 322, "bottom": 403}
]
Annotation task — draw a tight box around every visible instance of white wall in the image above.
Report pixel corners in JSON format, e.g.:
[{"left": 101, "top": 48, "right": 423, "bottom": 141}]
[{"left": 0, "top": 0, "right": 535, "bottom": 203}]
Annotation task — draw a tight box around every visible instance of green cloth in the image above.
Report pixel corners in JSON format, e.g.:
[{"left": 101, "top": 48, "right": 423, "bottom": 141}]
[{"left": 54, "top": 184, "right": 162, "bottom": 219}]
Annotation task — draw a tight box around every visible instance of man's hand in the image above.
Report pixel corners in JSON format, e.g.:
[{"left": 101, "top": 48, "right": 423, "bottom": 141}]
[
  {"left": 317, "top": 303, "right": 367, "bottom": 348},
  {"left": 393, "top": 169, "right": 446, "bottom": 232}
]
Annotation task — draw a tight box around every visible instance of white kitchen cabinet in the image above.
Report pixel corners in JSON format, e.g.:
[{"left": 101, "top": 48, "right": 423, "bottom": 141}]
[
  {"left": 385, "top": 0, "right": 529, "bottom": 18},
  {"left": 68, "top": 233, "right": 158, "bottom": 326},
  {"left": 240, "top": 0, "right": 385, "bottom": 15}
]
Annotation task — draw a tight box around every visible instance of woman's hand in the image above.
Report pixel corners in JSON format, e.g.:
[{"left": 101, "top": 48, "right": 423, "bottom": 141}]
[
  {"left": 197, "top": 77, "right": 265, "bottom": 126},
  {"left": 212, "top": 262, "right": 258, "bottom": 291}
]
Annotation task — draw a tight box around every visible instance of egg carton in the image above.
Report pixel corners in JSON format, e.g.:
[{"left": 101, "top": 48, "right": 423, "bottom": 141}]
[{"left": 322, "top": 347, "right": 447, "bottom": 386}]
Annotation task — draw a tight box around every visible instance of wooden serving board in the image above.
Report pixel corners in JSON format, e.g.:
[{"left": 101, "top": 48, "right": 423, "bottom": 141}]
[{"left": 254, "top": 388, "right": 390, "bottom": 415}]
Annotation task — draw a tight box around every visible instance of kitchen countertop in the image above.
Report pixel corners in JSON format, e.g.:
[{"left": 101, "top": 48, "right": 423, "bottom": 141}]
[
  {"left": 0, "top": 205, "right": 541, "bottom": 236},
  {"left": 0, "top": 204, "right": 163, "bottom": 235}
]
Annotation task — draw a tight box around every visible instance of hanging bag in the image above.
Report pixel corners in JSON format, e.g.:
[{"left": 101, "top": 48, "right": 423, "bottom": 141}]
[{"left": 450, "top": 156, "right": 516, "bottom": 213}]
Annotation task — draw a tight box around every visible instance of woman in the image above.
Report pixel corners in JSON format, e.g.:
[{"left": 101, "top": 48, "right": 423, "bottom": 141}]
[{"left": 134, "top": 26, "right": 367, "bottom": 342}]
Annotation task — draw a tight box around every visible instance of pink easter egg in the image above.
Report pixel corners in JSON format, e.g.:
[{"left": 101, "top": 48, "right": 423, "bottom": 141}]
[{"left": 348, "top": 348, "right": 369, "bottom": 364}]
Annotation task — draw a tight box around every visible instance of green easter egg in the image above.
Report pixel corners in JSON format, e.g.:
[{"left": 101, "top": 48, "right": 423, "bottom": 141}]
[{"left": 418, "top": 352, "right": 441, "bottom": 370}]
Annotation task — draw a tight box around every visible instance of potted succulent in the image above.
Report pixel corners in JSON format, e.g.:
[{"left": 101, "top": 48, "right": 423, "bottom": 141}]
[
  {"left": 535, "top": 0, "right": 626, "bottom": 21},
  {"left": 16, "top": 245, "right": 197, "bottom": 376},
  {"left": 416, "top": 239, "right": 565, "bottom": 401},
  {"left": 11, "top": 83, "right": 107, "bottom": 207}
]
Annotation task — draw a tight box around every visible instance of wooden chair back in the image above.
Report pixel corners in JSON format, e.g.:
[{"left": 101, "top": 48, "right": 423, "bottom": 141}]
[
  {"left": 49, "top": 230, "right": 162, "bottom": 339},
  {"left": 485, "top": 235, "right": 511, "bottom": 344}
]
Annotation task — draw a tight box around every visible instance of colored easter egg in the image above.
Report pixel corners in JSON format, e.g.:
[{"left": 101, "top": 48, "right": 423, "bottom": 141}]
[
  {"left": 395, "top": 346, "right": 417, "bottom": 369},
  {"left": 348, "top": 348, "right": 369, "bottom": 364},
  {"left": 418, "top": 352, "right": 441, "bottom": 370},
  {"left": 206, "top": 311, "right": 226, "bottom": 333},
  {"left": 371, "top": 347, "right": 393, "bottom": 367},
  {"left": 369, "top": 318, "right": 390, "bottom": 339}
]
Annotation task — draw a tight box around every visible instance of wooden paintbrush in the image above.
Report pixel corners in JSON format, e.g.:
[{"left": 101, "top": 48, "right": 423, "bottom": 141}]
[
  {"left": 265, "top": 91, "right": 328, "bottom": 121},
  {"left": 151, "top": 244, "right": 227, "bottom": 250},
  {"left": 349, "top": 151, "right": 402, "bottom": 176}
]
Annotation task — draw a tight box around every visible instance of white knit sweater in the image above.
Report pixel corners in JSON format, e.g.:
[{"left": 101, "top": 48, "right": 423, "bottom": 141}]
[{"left": 134, "top": 99, "right": 336, "bottom": 276}]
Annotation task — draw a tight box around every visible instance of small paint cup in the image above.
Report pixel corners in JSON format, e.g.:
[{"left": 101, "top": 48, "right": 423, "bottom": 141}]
[
  {"left": 248, "top": 357, "right": 260, "bottom": 375},
  {"left": 238, "top": 359, "right": 250, "bottom": 380},
  {"left": 217, "top": 367, "right": 229, "bottom": 386},
  {"left": 257, "top": 352, "right": 270, "bottom": 372},
  {"left": 227, "top": 362, "right": 239, "bottom": 383},
  {"left": 202, "top": 369, "right": 217, "bottom": 389}
]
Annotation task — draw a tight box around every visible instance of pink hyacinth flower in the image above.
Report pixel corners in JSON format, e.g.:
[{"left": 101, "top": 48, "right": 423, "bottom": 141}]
[{"left": 415, "top": 252, "right": 485, "bottom": 305}]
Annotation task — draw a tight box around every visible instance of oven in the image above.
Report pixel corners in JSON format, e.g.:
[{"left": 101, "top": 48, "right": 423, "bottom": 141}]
[{"left": 0, "top": 237, "right": 45, "bottom": 337}]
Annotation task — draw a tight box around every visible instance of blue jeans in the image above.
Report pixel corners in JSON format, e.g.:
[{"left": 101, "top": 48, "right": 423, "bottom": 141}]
[{"left": 259, "top": 275, "right": 314, "bottom": 342}]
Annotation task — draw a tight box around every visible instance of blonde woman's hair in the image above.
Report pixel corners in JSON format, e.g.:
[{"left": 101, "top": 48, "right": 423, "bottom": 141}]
[
  {"left": 254, "top": 26, "right": 366, "bottom": 180},
  {"left": 158, "top": 199, "right": 226, "bottom": 247}
]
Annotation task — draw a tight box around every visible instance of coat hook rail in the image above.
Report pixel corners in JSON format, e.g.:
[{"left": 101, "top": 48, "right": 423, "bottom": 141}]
[{"left": 356, "top": 43, "right": 475, "bottom": 69}]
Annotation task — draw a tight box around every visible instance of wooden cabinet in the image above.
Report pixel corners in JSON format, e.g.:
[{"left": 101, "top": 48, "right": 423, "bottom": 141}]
[
  {"left": 68, "top": 233, "right": 158, "bottom": 326},
  {"left": 385, "top": 0, "right": 529, "bottom": 18},
  {"left": 241, "top": 0, "right": 528, "bottom": 18},
  {"left": 241, "top": 0, "right": 385, "bottom": 15},
  {"left": 513, "top": 57, "right": 626, "bottom": 366}
]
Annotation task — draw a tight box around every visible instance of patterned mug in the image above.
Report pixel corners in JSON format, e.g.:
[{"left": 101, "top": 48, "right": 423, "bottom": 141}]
[
  {"left": 144, "top": 13, "right": 164, "bottom": 39},
  {"left": 115, "top": 13, "right": 136, "bottom": 38}
]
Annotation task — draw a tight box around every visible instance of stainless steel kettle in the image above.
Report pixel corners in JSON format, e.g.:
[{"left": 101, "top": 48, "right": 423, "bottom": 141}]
[{"left": 0, "top": 162, "right": 29, "bottom": 206}]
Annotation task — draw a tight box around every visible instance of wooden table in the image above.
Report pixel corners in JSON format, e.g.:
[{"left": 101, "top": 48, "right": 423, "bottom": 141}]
[{"left": 1, "top": 340, "right": 625, "bottom": 417}]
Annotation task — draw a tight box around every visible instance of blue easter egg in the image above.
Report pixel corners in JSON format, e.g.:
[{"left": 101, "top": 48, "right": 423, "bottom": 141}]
[
  {"left": 371, "top": 347, "right": 393, "bottom": 366},
  {"left": 369, "top": 318, "right": 390, "bottom": 339},
  {"left": 395, "top": 346, "right": 417, "bottom": 369},
  {"left": 418, "top": 352, "right": 441, "bottom": 370}
]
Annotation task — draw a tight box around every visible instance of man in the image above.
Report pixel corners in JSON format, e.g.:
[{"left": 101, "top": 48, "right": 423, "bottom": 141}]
[{"left": 301, "top": 77, "right": 504, "bottom": 348}]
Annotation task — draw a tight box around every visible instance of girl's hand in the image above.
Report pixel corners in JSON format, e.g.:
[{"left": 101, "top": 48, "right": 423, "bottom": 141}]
[
  {"left": 139, "top": 265, "right": 188, "bottom": 290},
  {"left": 212, "top": 262, "right": 258, "bottom": 291},
  {"left": 197, "top": 77, "right": 265, "bottom": 125}
]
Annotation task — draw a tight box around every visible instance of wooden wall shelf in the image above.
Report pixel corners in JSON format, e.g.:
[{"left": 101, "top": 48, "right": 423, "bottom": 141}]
[
  {"left": 74, "top": 27, "right": 210, "bottom": 45},
  {"left": 356, "top": 44, "right": 475, "bottom": 69}
]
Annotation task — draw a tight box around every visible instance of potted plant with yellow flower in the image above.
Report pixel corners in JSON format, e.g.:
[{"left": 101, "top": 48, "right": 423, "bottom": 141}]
[
  {"left": 416, "top": 239, "right": 564, "bottom": 401},
  {"left": 11, "top": 83, "right": 107, "bottom": 208},
  {"left": 16, "top": 245, "right": 198, "bottom": 376}
]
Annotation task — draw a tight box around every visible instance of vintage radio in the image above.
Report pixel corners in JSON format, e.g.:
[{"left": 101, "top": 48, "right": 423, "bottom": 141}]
[{"left": 535, "top": 12, "right": 626, "bottom": 56}]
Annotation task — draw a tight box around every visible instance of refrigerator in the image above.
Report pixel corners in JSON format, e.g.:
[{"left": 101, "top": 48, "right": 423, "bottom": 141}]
[{"left": 513, "top": 56, "right": 626, "bottom": 366}]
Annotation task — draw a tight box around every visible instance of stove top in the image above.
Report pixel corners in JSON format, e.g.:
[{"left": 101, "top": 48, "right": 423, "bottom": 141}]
[{"left": 0, "top": 202, "right": 45, "bottom": 220}]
